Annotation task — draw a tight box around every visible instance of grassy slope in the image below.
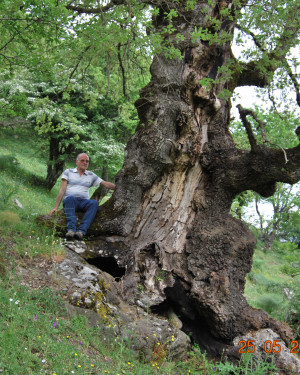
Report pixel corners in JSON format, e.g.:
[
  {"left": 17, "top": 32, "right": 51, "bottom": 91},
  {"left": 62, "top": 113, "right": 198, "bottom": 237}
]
[
  {"left": 245, "top": 249, "right": 293, "bottom": 321},
  {"left": 244, "top": 235, "right": 299, "bottom": 327},
  {"left": 0, "top": 126, "right": 296, "bottom": 374},
  {"left": 0, "top": 126, "right": 60, "bottom": 213}
]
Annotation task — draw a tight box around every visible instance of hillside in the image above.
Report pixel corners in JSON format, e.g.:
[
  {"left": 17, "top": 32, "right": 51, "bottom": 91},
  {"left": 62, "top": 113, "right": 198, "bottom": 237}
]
[{"left": 0, "top": 125, "right": 299, "bottom": 374}]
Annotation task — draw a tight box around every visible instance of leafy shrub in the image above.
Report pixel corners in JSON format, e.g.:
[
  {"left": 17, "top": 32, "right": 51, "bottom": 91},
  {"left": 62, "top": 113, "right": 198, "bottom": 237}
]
[
  {"left": 288, "top": 276, "right": 300, "bottom": 336},
  {"left": 0, "top": 155, "right": 19, "bottom": 173},
  {"left": 281, "top": 263, "right": 300, "bottom": 276},
  {"left": 273, "top": 240, "right": 298, "bottom": 254},
  {"left": 264, "top": 280, "right": 285, "bottom": 293},
  {"left": 247, "top": 272, "right": 274, "bottom": 290},
  {"left": 280, "top": 248, "right": 300, "bottom": 276},
  {"left": 247, "top": 271, "right": 257, "bottom": 283},
  {"left": 256, "top": 293, "right": 283, "bottom": 315},
  {"left": 252, "top": 257, "right": 264, "bottom": 271},
  {"left": 215, "top": 352, "right": 278, "bottom": 374}
]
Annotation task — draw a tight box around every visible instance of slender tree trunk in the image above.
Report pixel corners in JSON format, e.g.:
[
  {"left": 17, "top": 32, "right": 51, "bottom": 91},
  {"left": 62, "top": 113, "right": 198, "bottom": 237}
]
[
  {"left": 45, "top": 135, "right": 74, "bottom": 190},
  {"left": 45, "top": 136, "right": 65, "bottom": 190}
]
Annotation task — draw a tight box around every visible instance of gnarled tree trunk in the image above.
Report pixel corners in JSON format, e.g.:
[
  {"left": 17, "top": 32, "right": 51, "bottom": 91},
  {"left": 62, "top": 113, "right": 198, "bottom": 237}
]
[{"left": 64, "top": 0, "right": 300, "bottom": 357}]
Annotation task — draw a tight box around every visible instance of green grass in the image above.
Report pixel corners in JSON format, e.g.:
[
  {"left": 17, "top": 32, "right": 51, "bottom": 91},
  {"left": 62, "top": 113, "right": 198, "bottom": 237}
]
[
  {"left": 0, "top": 277, "right": 279, "bottom": 375},
  {"left": 0, "top": 127, "right": 61, "bottom": 214},
  {"left": 0, "top": 279, "right": 184, "bottom": 375},
  {"left": 244, "top": 245, "right": 299, "bottom": 325},
  {"left": 0, "top": 125, "right": 291, "bottom": 374}
]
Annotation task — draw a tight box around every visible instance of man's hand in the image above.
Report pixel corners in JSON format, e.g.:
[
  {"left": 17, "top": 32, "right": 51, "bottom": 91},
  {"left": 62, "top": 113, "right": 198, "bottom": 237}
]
[{"left": 49, "top": 179, "right": 68, "bottom": 215}]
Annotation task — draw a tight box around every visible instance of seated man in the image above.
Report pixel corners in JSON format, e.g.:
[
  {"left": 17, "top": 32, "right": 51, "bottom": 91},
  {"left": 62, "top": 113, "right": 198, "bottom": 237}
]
[{"left": 49, "top": 153, "right": 115, "bottom": 240}]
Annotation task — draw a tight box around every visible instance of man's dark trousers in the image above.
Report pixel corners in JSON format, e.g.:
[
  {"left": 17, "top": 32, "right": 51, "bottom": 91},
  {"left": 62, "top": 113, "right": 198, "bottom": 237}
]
[{"left": 63, "top": 195, "right": 99, "bottom": 235}]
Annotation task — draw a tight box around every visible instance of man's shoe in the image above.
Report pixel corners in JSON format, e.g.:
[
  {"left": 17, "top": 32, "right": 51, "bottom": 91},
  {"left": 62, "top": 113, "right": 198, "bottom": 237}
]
[
  {"left": 66, "top": 230, "right": 75, "bottom": 240},
  {"left": 74, "top": 231, "right": 84, "bottom": 240}
]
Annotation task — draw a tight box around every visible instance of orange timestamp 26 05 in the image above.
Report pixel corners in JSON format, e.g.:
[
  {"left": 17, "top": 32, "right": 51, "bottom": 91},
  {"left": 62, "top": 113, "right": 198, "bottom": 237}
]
[{"left": 238, "top": 340, "right": 299, "bottom": 354}]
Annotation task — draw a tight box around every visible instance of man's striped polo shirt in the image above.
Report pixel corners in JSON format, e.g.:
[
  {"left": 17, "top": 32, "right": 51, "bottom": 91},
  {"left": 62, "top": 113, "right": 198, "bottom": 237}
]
[{"left": 62, "top": 168, "right": 102, "bottom": 199}]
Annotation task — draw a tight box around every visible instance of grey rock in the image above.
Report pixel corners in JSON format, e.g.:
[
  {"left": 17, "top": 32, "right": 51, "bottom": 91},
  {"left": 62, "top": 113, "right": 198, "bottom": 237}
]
[
  {"left": 168, "top": 330, "right": 191, "bottom": 361},
  {"left": 121, "top": 316, "right": 191, "bottom": 362},
  {"left": 13, "top": 198, "right": 23, "bottom": 209},
  {"left": 50, "top": 247, "right": 191, "bottom": 362}
]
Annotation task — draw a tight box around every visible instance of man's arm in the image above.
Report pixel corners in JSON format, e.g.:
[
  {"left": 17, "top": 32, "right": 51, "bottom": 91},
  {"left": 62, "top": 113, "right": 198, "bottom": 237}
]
[
  {"left": 49, "top": 179, "right": 68, "bottom": 214},
  {"left": 100, "top": 180, "right": 116, "bottom": 190}
]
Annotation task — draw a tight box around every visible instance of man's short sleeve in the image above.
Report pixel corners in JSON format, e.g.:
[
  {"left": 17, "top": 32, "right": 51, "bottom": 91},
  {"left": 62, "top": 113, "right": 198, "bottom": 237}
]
[
  {"left": 62, "top": 169, "right": 69, "bottom": 181},
  {"left": 91, "top": 173, "right": 102, "bottom": 186}
]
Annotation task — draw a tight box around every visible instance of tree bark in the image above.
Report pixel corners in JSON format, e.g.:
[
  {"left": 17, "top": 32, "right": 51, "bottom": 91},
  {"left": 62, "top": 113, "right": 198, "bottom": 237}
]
[
  {"left": 91, "top": 163, "right": 109, "bottom": 202},
  {"left": 45, "top": 135, "right": 74, "bottom": 190},
  {"left": 54, "top": 0, "right": 300, "bottom": 355},
  {"left": 45, "top": 136, "right": 66, "bottom": 190}
]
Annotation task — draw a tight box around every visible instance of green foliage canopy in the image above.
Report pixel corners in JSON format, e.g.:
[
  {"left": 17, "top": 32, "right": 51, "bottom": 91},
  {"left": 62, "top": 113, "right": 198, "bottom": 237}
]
[{"left": 0, "top": 0, "right": 299, "bottom": 190}]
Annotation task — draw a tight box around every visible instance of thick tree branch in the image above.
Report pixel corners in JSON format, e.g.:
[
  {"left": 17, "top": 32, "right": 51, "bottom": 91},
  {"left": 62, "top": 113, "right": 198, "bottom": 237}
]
[
  {"left": 65, "top": 0, "right": 152, "bottom": 14},
  {"left": 234, "top": 60, "right": 273, "bottom": 88},
  {"left": 236, "top": 104, "right": 258, "bottom": 151},
  {"left": 223, "top": 110, "right": 300, "bottom": 197},
  {"left": 66, "top": 0, "right": 126, "bottom": 14},
  {"left": 223, "top": 138, "right": 300, "bottom": 198}
]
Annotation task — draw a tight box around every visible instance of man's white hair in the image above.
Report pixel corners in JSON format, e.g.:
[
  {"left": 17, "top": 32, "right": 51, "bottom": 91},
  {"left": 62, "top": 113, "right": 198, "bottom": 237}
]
[{"left": 76, "top": 153, "right": 89, "bottom": 161}]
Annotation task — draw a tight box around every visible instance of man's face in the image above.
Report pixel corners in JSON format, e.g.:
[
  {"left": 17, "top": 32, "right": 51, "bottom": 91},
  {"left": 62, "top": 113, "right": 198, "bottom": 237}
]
[{"left": 76, "top": 154, "right": 89, "bottom": 172}]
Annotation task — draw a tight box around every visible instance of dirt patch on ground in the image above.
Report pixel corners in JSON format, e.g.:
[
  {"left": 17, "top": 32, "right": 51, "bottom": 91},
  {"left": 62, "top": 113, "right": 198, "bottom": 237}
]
[{"left": 13, "top": 254, "right": 74, "bottom": 301}]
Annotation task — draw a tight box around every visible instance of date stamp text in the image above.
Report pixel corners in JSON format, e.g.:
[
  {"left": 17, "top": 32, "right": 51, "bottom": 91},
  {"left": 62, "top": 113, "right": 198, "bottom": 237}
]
[{"left": 238, "top": 340, "right": 300, "bottom": 354}]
